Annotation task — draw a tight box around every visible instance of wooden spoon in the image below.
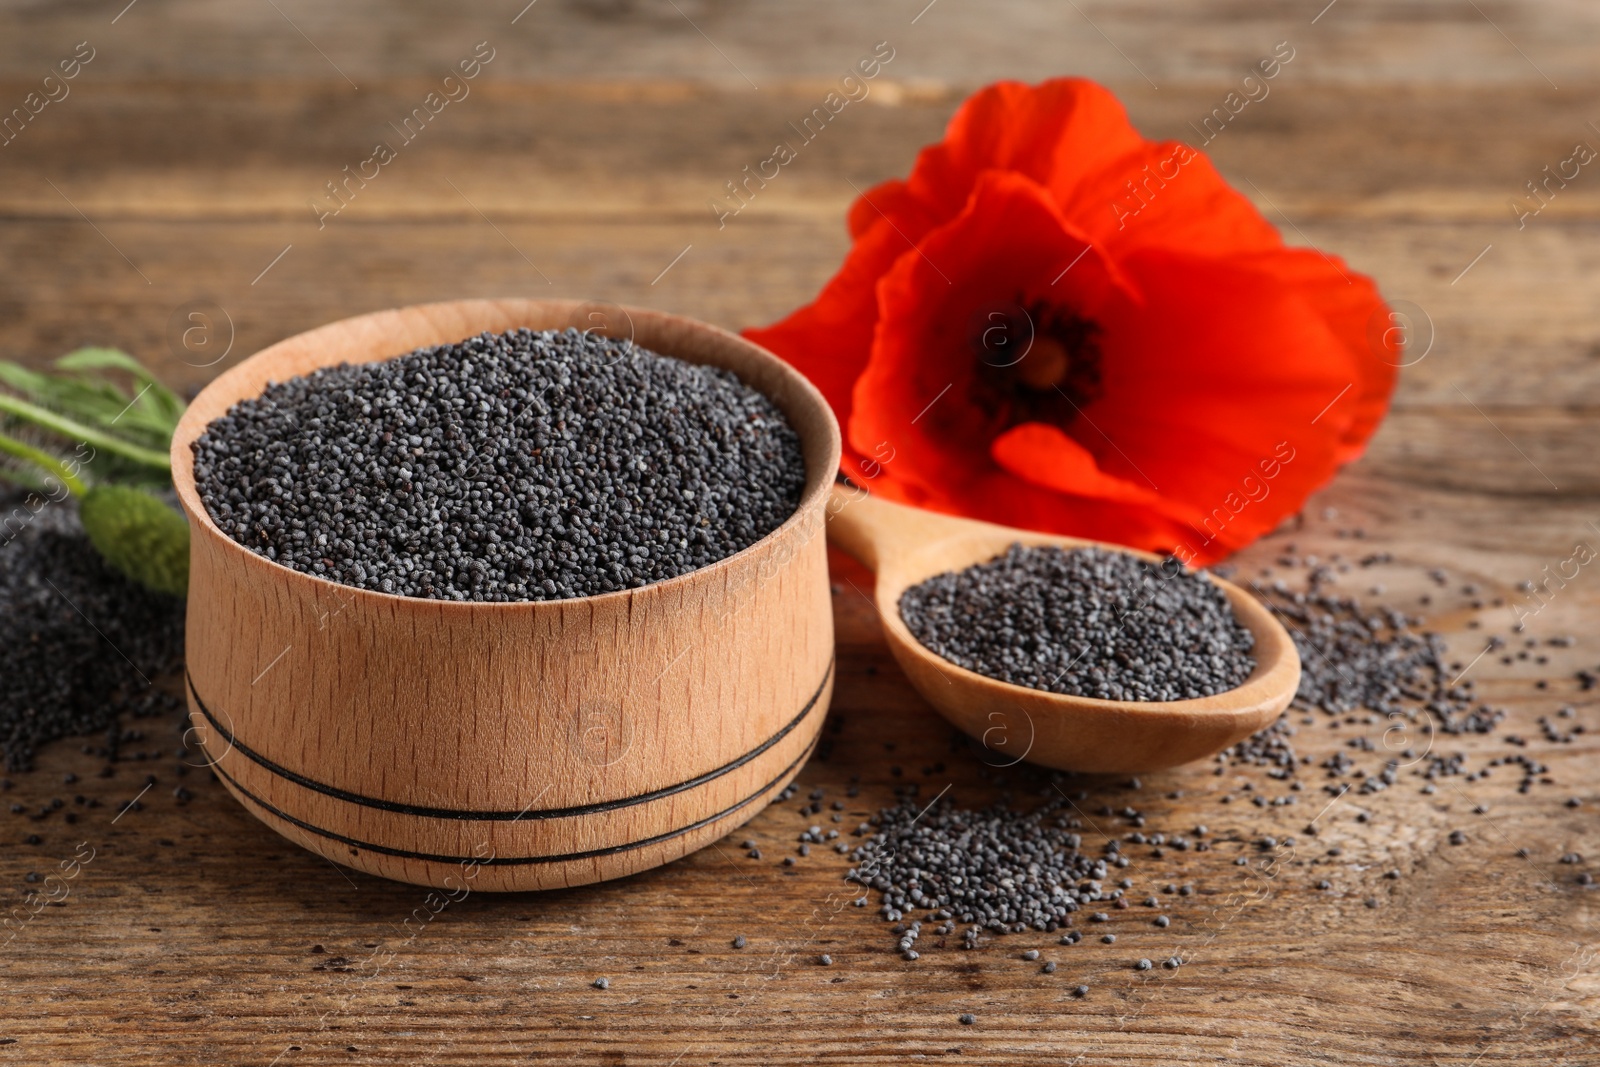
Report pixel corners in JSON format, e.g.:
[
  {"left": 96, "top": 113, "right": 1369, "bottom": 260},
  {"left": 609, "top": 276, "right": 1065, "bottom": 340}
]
[{"left": 825, "top": 484, "right": 1301, "bottom": 773}]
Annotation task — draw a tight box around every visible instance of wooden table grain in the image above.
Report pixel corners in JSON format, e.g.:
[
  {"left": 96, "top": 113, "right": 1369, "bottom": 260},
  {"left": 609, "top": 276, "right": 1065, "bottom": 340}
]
[{"left": 1, "top": 2, "right": 1596, "bottom": 1063}]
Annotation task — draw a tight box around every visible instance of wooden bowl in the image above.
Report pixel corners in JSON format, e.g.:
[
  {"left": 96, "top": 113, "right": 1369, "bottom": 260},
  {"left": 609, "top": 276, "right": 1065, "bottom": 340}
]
[
  {"left": 170, "top": 300, "right": 841, "bottom": 891},
  {"left": 827, "top": 485, "right": 1300, "bottom": 773}
]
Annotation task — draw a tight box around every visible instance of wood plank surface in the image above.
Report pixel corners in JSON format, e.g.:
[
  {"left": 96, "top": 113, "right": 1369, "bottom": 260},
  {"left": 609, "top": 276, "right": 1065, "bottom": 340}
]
[{"left": 1, "top": 1, "right": 1597, "bottom": 1064}]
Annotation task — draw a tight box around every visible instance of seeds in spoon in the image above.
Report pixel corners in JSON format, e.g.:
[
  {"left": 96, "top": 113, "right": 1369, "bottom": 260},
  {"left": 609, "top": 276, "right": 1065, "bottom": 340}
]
[{"left": 897, "top": 543, "right": 1255, "bottom": 701}]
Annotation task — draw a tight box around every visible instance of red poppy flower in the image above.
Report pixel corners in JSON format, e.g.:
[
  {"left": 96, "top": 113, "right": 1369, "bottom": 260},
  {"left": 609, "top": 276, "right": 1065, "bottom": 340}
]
[{"left": 744, "top": 78, "right": 1397, "bottom": 565}]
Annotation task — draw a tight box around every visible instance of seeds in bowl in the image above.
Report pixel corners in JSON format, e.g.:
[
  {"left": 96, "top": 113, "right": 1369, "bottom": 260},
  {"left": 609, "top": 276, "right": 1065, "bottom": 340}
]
[
  {"left": 897, "top": 543, "right": 1255, "bottom": 701},
  {"left": 191, "top": 328, "right": 806, "bottom": 602}
]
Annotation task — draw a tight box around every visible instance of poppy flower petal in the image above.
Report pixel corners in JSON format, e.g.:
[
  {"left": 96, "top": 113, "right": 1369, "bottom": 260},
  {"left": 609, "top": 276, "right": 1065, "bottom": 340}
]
[
  {"left": 743, "top": 77, "right": 1396, "bottom": 566},
  {"left": 1227, "top": 247, "right": 1400, "bottom": 461},
  {"left": 892, "top": 80, "right": 1283, "bottom": 262},
  {"left": 742, "top": 206, "right": 932, "bottom": 477},
  {"left": 846, "top": 171, "right": 1138, "bottom": 499},
  {"left": 903, "top": 80, "right": 1147, "bottom": 220},
  {"left": 989, "top": 422, "right": 1168, "bottom": 508},
  {"left": 1068, "top": 247, "right": 1382, "bottom": 551},
  {"left": 1069, "top": 141, "right": 1284, "bottom": 259}
]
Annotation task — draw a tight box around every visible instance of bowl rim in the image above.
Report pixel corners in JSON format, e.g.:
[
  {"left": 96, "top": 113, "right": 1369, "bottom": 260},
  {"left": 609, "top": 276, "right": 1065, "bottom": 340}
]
[{"left": 170, "top": 298, "right": 843, "bottom": 612}]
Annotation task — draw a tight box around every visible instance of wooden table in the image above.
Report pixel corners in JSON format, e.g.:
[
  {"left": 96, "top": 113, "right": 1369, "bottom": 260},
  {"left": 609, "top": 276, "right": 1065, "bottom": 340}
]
[{"left": 2, "top": 2, "right": 1596, "bottom": 1063}]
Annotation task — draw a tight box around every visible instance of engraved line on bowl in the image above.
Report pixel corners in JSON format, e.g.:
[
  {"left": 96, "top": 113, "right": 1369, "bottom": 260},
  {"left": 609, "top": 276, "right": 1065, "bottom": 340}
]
[
  {"left": 185, "top": 657, "right": 831, "bottom": 820},
  {"left": 211, "top": 735, "right": 820, "bottom": 866}
]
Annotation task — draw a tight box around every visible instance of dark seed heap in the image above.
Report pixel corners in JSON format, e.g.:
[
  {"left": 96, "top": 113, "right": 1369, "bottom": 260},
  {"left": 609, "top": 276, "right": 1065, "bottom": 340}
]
[
  {"left": 0, "top": 493, "right": 186, "bottom": 771},
  {"left": 1221, "top": 559, "right": 1503, "bottom": 774},
  {"left": 191, "top": 328, "right": 806, "bottom": 602},
  {"left": 1265, "top": 580, "right": 1482, "bottom": 727},
  {"left": 898, "top": 543, "right": 1255, "bottom": 701},
  {"left": 848, "top": 794, "right": 1120, "bottom": 939},
  {"left": 814, "top": 530, "right": 1595, "bottom": 1001}
]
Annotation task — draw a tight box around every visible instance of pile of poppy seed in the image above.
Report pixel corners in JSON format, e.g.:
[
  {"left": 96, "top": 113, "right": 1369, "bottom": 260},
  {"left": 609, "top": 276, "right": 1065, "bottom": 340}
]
[
  {"left": 833, "top": 529, "right": 1595, "bottom": 983},
  {"left": 898, "top": 543, "right": 1256, "bottom": 700},
  {"left": 847, "top": 793, "right": 1125, "bottom": 940},
  {"left": 0, "top": 493, "right": 185, "bottom": 771},
  {"left": 191, "top": 328, "right": 806, "bottom": 602}
]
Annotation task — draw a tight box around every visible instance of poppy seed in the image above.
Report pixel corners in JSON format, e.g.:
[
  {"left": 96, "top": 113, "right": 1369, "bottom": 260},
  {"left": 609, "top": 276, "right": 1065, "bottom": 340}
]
[
  {"left": 897, "top": 544, "right": 1255, "bottom": 700},
  {"left": 0, "top": 492, "right": 185, "bottom": 771},
  {"left": 192, "top": 328, "right": 806, "bottom": 602}
]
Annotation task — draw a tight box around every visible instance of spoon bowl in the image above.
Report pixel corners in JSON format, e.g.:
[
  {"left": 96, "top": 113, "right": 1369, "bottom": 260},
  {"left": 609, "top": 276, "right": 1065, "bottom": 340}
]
[{"left": 825, "top": 484, "right": 1300, "bottom": 773}]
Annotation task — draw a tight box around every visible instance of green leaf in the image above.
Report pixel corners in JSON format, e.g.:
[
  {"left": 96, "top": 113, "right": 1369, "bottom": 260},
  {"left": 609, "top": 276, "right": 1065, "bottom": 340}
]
[
  {"left": 57, "top": 348, "right": 185, "bottom": 431},
  {"left": 0, "top": 361, "right": 164, "bottom": 460},
  {"left": 0, "top": 454, "right": 49, "bottom": 495},
  {"left": 78, "top": 484, "right": 189, "bottom": 597},
  {"left": 0, "top": 361, "right": 68, "bottom": 403},
  {"left": 56, "top": 347, "right": 151, "bottom": 376},
  {"left": 0, "top": 393, "right": 171, "bottom": 473},
  {"left": 0, "top": 431, "right": 87, "bottom": 496}
]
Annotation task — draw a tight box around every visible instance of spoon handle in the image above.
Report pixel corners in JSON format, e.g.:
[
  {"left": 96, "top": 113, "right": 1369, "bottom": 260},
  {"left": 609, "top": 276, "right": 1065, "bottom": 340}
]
[{"left": 825, "top": 482, "right": 995, "bottom": 573}]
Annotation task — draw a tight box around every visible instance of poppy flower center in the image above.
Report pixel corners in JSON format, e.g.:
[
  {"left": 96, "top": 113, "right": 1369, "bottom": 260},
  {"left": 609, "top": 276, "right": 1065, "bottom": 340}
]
[{"left": 971, "top": 300, "right": 1103, "bottom": 429}]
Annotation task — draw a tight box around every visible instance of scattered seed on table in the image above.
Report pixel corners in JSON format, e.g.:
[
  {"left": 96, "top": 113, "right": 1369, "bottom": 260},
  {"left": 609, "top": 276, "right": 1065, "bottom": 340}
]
[
  {"left": 1042, "top": 961, "right": 1057, "bottom": 974},
  {"left": 1101, "top": 935, "right": 1116, "bottom": 944},
  {"left": 1154, "top": 915, "right": 1170, "bottom": 928},
  {"left": 1021, "top": 949, "right": 1039, "bottom": 961},
  {"left": 731, "top": 935, "right": 747, "bottom": 949},
  {"left": 1164, "top": 957, "right": 1181, "bottom": 969},
  {"left": 958, "top": 1013, "right": 976, "bottom": 1025},
  {"left": 819, "top": 954, "right": 832, "bottom": 966},
  {"left": 192, "top": 328, "right": 806, "bottom": 602},
  {"left": 1136, "top": 958, "right": 1152, "bottom": 971},
  {"left": 592, "top": 977, "right": 609, "bottom": 990},
  {"left": 1073, "top": 984, "right": 1090, "bottom": 998}
]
